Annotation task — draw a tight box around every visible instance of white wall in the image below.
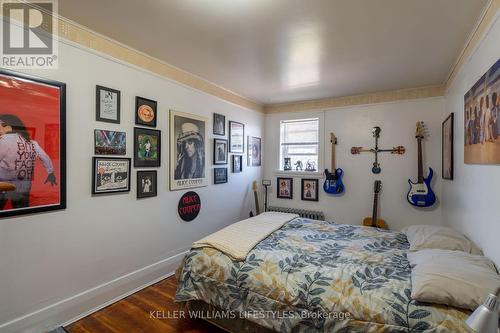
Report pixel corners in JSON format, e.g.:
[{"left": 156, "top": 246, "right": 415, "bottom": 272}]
[
  {"left": 264, "top": 98, "right": 446, "bottom": 231},
  {"left": 442, "top": 14, "right": 500, "bottom": 267},
  {"left": 0, "top": 39, "right": 264, "bottom": 332}
]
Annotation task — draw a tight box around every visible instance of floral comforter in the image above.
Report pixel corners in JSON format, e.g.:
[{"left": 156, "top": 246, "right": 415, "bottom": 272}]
[{"left": 175, "top": 218, "right": 471, "bottom": 332}]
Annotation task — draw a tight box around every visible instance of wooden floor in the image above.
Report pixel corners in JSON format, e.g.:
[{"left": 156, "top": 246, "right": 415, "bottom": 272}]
[{"left": 66, "top": 275, "right": 225, "bottom": 333}]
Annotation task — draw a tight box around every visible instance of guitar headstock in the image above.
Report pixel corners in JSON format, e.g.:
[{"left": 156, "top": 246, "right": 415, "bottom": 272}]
[
  {"left": 330, "top": 132, "right": 337, "bottom": 145},
  {"left": 415, "top": 121, "right": 426, "bottom": 139},
  {"left": 374, "top": 180, "right": 382, "bottom": 193},
  {"left": 252, "top": 181, "right": 257, "bottom": 192}
]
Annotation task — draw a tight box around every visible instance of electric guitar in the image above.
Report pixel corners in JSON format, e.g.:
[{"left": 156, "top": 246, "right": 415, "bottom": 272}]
[
  {"left": 323, "top": 133, "right": 345, "bottom": 194},
  {"left": 407, "top": 122, "right": 436, "bottom": 207},
  {"left": 249, "top": 181, "right": 261, "bottom": 217},
  {"left": 363, "top": 180, "right": 388, "bottom": 229}
]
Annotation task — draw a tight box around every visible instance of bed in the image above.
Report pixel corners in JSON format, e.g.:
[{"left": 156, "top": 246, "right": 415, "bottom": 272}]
[{"left": 175, "top": 216, "right": 472, "bottom": 332}]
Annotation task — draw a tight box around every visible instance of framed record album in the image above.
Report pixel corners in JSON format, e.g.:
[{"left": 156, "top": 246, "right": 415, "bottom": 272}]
[{"left": 135, "top": 96, "right": 157, "bottom": 127}]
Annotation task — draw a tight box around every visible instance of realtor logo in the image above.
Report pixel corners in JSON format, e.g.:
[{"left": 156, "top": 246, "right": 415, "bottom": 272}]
[{"left": 1, "top": 0, "right": 58, "bottom": 69}]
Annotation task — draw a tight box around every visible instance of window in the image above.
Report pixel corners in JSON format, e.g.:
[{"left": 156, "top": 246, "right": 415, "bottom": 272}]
[{"left": 280, "top": 118, "right": 319, "bottom": 171}]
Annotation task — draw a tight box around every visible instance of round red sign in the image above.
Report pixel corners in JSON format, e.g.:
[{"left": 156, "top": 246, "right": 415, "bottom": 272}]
[{"left": 178, "top": 191, "right": 201, "bottom": 222}]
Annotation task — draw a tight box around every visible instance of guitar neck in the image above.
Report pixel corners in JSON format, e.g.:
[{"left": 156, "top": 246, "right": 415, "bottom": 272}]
[
  {"left": 331, "top": 137, "right": 336, "bottom": 170},
  {"left": 417, "top": 138, "right": 424, "bottom": 183},
  {"left": 371, "top": 193, "right": 378, "bottom": 227},
  {"left": 254, "top": 191, "right": 260, "bottom": 215}
]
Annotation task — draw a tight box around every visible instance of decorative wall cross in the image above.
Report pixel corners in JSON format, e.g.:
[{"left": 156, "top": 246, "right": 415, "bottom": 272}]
[{"left": 351, "top": 126, "right": 405, "bottom": 174}]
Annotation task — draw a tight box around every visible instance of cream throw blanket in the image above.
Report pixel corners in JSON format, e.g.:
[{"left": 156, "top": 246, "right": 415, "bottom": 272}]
[{"left": 192, "top": 212, "right": 299, "bottom": 261}]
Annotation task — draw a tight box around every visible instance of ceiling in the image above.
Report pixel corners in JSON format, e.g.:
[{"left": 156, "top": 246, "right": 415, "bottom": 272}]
[{"left": 59, "top": 0, "right": 488, "bottom": 105}]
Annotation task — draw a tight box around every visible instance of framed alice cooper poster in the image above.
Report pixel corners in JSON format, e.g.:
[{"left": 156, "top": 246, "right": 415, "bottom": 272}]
[{"left": 0, "top": 70, "right": 66, "bottom": 218}]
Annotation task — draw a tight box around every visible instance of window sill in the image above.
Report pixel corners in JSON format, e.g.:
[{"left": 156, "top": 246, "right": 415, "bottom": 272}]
[{"left": 274, "top": 170, "right": 323, "bottom": 178}]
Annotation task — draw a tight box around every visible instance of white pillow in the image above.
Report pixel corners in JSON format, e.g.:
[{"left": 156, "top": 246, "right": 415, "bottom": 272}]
[
  {"left": 402, "top": 225, "right": 482, "bottom": 255},
  {"left": 408, "top": 249, "right": 500, "bottom": 310}
]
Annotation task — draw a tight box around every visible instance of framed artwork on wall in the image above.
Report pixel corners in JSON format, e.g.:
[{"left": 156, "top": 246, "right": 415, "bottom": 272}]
[
  {"left": 232, "top": 155, "right": 242, "bottom": 173},
  {"left": 92, "top": 157, "right": 131, "bottom": 194},
  {"left": 229, "top": 121, "right": 244, "bottom": 153},
  {"left": 214, "top": 168, "right": 228, "bottom": 184},
  {"left": 301, "top": 178, "right": 319, "bottom": 201},
  {"left": 213, "top": 113, "right": 225, "bottom": 136},
  {"left": 134, "top": 128, "right": 161, "bottom": 167},
  {"left": 96, "top": 85, "right": 120, "bottom": 124},
  {"left": 442, "top": 113, "right": 454, "bottom": 180},
  {"left": 169, "top": 110, "right": 208, "bottom": 190},
  {"left": 135, "top": 96, "right": 157, "bottom": 127},
  {"left": 464, "top": 58, "right": 500, "bottom": 164},
  {"left": 277, "top": 177, "right": 293, "bottom": 199},
  {"left": 94, "top": 129, "right": 126, "bottom": 155},
  {"left": 247, "top": 136, "right": 261, "bottom": 166},
  {"left": 0, "top": 70, "right": 66, "bottom": 218},
  {"left": 213, "top": 138, "right": 228, "bottom": 165},
  {"left": 137, "top": 170, "right": 157, "bottom": 198}
]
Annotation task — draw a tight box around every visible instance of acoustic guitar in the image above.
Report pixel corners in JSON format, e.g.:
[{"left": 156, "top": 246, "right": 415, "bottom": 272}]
[
  {"left": 249, "top": 181, "right": 261, "bottom": 217},
  {"left": 323, "top": 132, "right": 344, "bottom": 194},
  {"left": 363, "top": 180, "right": 388, "bottom": 229},
  {"left": 407, "top": 122, "right": 436, "bottom": 207}
]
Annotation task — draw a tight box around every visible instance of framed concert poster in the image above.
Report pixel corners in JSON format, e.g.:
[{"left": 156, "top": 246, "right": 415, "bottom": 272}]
[
  {"left": 137, "top": 170, "right": 157, "bottom": 198},
  {"left": 92, "top": 157, "right": 131, "bottom": 194},
  {"left": 96, "top": 85, "right": 120, "bottom": 124},
  {"left": 442, "top": 113, "right": 454, "bottom": 180},
  {"left": 0, "top": 70, "right": 66, "bottom": 218},
  {"left": 301, "top": 178, "right": 319, "bottom": 201},
  {"left": 213, "top": 138, "right": 228, "bottom": 165},
  {"left": 232, "top": 155, "right": 242, "bottom": 173},
  {"left": 213, "top": 113, "right": 225, "bottom": 136},
  {"left": 229, "top": 121, "right": 244, "bottom": 153},
  {"left": 94, "top": 129, "right": 126, "bottom": 155},
  {"left": 135, "top": 96, "right": 157, "bottom": 127},
  {"left": 277, "top": 177, "right": 293, "bottom": 199},
  {"left": 169, "top": 110, "right": 208, "bottom": 191},
  {"left": 213, "top": 168, "right": 228, "bottom": 184},
  {"left": 247, "top": 136, "right": 261, "bottom": 166},
  {"left": 134, "top": 127, "right": 161, "bottom": 167}
]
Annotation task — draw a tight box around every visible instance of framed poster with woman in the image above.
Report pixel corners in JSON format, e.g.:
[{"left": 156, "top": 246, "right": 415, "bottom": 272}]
[{"left": 0, "top": 70, "right": 66, "bottom": 217}]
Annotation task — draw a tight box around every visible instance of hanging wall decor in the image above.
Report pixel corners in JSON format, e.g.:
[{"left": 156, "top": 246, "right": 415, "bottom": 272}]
[
  {"left": 229, "top": 121, "right": 244, "bottom": 153},
  {"left": 137, "top": 170, "right": 157, "bottom": 198},
  {"left": 442, "top": 113, "right": 454, "bottom": 180},
  {"left": 247, "top": 136, "right": 261, "bottom": 166},
  {"left": 96, "top": 85, "right": 120, "bottom": 124},
  {"left": 301, "top": 178, "right": 319, "bottom": 202},
  {"left": 213, "top": 138, "right": 228, "bottom": 165},
  {"left": 277, "top": 177, "right": 293, "bottom": 199},
  {"left": 232, "top": 155, "right": 243, "bottom": 173},
  {"left": 92, "top": 157, "right": 131, "bottom": 194},
  {"left": 213, "top": 113, "right": 225, "bottom": 136},
  {"left": 178, "top": 191, "right": 201, "bottom": 221},
  {"left": 134, "top": 127, "right": 161, "bottom": 167},
  {"left": 0, "top": 70, "right": 66, "bottom": 218},
  {"left": 135, "top": 96, "right": 157, "bottom": 127},
  {"left": 94, "top": 129, "right": 126, "bottom": 155},
  {"left": 214, "top": 167, "right": 228, "bottom": 184}
]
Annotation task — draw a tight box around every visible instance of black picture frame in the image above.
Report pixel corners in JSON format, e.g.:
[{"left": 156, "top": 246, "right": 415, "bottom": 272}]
[
  {"left": 229, "top": 121, "right": 244, "bottom": 153},
  {"left": 94, "top": 129, "right": 126, "bottom": 155},
  {"left": 232, "top": 155, "right": 243, "bottom": 173},
  {"left": 135, "top": 96, "right": 157, "bottom": 127},
  {"left": 213, "top": 113, "right": 225, "bottom": 136},
  {"left": 0, "top": 69, "right": 66, "bottom": 218},
  {"left": 301, "top": 178, "right": 319, "bottom": 201},
  {"left": 277, "top": 177, "right": 293, "bottom": 199},
  {"left": 96, "top": 85, "right": 121, "bottom": 124},
  {"left": 442, "top": 112, "right": 454, "bottom": 180},
  {"left": 134, "top": 127, "right": 161, "bottom": 167},
  {"left": 92, "top": 157, "right": 131, "bottom": 194},
  {"left": 137, "top": 170, "right": 157, "bottom": 198},
  {"left": 247, "top": 136, "right": 262, "bottom": 166},
  {"left": 213, "top": 138, "right": 228, "bottom": 165},
  {"left": 214, "top": 168, "right": 228, "bottom": 184}
]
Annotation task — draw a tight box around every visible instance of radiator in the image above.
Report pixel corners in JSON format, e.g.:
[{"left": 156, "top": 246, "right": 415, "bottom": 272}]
[{"left": 267, "top": 206, "right": 325, "bottom": 221}]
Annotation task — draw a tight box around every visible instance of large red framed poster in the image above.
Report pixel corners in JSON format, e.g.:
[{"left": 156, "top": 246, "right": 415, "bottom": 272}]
[{"left": 0, "top": 70, "right": 66, "bottom": 217}]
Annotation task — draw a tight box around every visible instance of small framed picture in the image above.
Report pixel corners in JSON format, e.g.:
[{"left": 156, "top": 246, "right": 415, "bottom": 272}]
[
  {"left": 247, "top": 136, "right": 261, "bottom": 166},
  {"left": 232, "top": 155, "right": 242, "bottom": 173},
  {"left": 137, "top": 170, "right": 157, "bottom": 198},
  {"left": 214, "top": 168, "right": 228, "bottom": 184},
  {"left": 96, "top": 85, "right": 120, "bottom": 123},
  {"left": 301, "top": 179, "right": 319, "bottom": 201},
  {"left": 213, "top": 113, "right": 225, "bottom": 136},
  {"left": 229, "top": 121, "right": 244, "bottom": 153},
  {"left": 92, "top": 157, "right": 131, "bottom": 194},
  {"left": 442, "top": 113, "right": 454, "bottom": 180},
  {"left": 135, "top": 96, "right": 157, "bottom": 127},
  {"left": 94, "top": 129, "right": 126, "bottom": 155},
  {"left": 134, "top": 127, "right": 161, "bottom": 167},
  {"left": 214, "top": 138, "right": 228, "bottom": 165},
  {"left": 277, "top": 177, "right": 293, "bottom": 199}
]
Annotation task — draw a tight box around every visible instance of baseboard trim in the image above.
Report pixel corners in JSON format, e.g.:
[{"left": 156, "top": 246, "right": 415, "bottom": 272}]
[{"left": 0, "top": 250, "right": 188, "bottom": 333}]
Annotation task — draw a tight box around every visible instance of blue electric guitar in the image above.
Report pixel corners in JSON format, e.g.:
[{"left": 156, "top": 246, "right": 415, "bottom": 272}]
[
  {"left": 407, "top": 122, "right": 436, "bottom": 207},
  {"left": 324, "top": 133, "right": 345, "bottom": 194}
]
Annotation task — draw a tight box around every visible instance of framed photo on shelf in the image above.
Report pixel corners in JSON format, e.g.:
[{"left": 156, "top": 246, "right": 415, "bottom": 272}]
[
  {"left": 247, "top": 136, "right": 261, "bottom": 166},
  {"left": 94, "top": 129, "right": 126, "bottom": 155},
  {"left": 135, "top": 96, "right": 157, "bottom": 127},
  {"left": 96, "top": 85, "right": 120, "bottom": 124},
  {"left": 137, "top": 170, "right": 157, "bottom": 198},
  {"left": 301, "top": 179, "right": 319, "bottom": 201},
  {"left": 229, "top": 121, "right": 244, "bottom": 153},
  {"left": 232, "top": 155, "right": 242, "bottom": 173},
  {"left": 0, "top": 70, "right": 66, "bottom": 218},
  {"left": 442, "top": 113, "right": 454, "bottom": 180},
  {"left": 214, "top": 168, "right": 228, "bottom": 184},
  {"left": 169, "top": 110, "right": 208, "bottom": 190},
  {"left": 134, "top": 127, "right": 161, "bottom": 167},
  {"left": 213, "top": 138, "right": 228, "bottom": 165},
  {"left": 277, "top": 177, "right": 293, "bottom": 199},
  {"left": 92, "top": 157, "right": 131, "bottom": 194},
  {"left": 213, "top": 113, "right": 225, "bottom": 136}
]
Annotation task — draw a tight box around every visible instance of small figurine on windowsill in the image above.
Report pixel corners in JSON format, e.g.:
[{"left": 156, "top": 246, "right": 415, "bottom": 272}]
[
  {"left": 284, "top": 157, "right": 292, "bottom": 171},
  {"left": 305, "top": 160, "right": 316, "bottom": 172},
  {"left": 294, "top": 160, "right": 303, "bottom": 171}
]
